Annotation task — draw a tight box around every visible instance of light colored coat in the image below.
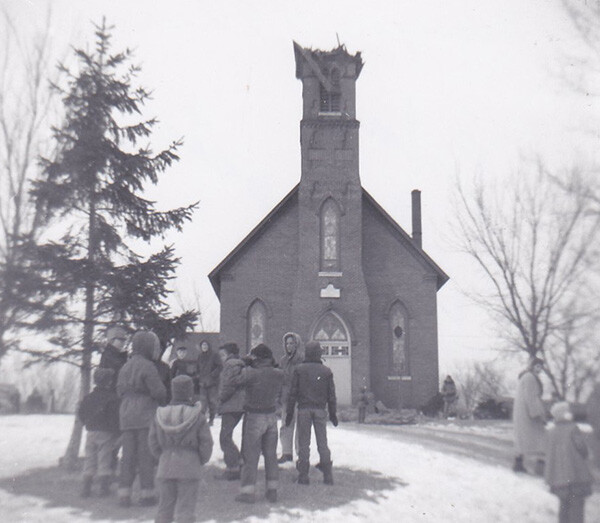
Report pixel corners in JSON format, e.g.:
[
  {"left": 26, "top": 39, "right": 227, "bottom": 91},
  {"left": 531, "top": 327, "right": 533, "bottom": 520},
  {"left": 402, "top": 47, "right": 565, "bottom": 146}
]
[
  {"left": 218, "top": 355, "right": 245, "bottom": 414},
  {"left": 513, "top": 370, "right": 546, "bottom": 456},
  {"left": 148, "top": 403, "right": 213, "bottom": 479},
  {"left": 117, "top": 344, "right": 167, "bottom": 430},
  {"left": 545, "top": 414, "right": 593, "bottom": 498},
  {"left": 279, "top": 332, "right": 303, "bottom": 406}
]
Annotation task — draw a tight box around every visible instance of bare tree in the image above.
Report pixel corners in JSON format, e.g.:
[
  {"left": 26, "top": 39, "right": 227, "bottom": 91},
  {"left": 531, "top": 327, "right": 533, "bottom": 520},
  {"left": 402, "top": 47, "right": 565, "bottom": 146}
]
[
  {"left": 453, "top": 361, "right": 508, "bottom": 415},
  {"left": 455, "top": 162, "right": 600, "bottom": 399},
  {"left": 0, "top": 7, "right": 58, "bottom": 360}
]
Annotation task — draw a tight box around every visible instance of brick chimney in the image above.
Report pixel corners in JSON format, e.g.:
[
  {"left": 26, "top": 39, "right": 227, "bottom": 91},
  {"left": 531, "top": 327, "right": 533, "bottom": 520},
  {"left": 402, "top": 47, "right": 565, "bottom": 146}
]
[{"left": 411, "top": 189, "right": 422, "bottom": 248}]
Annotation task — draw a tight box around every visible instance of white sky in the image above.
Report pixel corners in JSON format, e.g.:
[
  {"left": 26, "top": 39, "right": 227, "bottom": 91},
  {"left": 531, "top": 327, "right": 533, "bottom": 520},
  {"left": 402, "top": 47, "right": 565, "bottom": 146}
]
[{"left": 5, "top": 0, "right": 600, "bottom": 373}]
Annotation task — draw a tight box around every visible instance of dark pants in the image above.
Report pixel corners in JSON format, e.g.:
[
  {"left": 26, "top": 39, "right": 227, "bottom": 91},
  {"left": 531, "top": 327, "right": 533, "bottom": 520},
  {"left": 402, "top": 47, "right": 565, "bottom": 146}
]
[
  {"left": 297, "top": 408, "right": 331, "bottom": 467},
  {"left": 558, "top": 495, "right": 585, "bottom": 523},
  {"left": 119, "top": 428, "right": 155, "bottom": 499},
  {"left": 155, "top": 479, "right": 199, "bottom": 523},
  {"left": 220, "top": 411, "right": 244, "bottom": 470},
  {"left": 199, "top": 386, "right": 218, "bottom": 421},
  {"left": 240, "top": 412, "right": 279, "bottom": 494}
]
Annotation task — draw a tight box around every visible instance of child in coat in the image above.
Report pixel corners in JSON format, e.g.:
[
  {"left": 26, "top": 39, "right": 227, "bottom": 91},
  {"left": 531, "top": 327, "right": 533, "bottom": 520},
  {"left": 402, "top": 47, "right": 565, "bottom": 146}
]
[
  {"left": 545, "top": 401, "right": 593, "bottom": 523},
  {"left": 78, "top": 367, "right": 120, "bottom": 497},
  {"left": 148, "top": 375, "right": 213, "bottom": 523}
]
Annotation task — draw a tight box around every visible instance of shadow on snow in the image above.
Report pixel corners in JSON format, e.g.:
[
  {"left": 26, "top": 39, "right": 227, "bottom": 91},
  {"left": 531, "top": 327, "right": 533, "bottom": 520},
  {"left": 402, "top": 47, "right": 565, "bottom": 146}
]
[{"left": 0, "top": 463, "right": 407, "bottom": 521}]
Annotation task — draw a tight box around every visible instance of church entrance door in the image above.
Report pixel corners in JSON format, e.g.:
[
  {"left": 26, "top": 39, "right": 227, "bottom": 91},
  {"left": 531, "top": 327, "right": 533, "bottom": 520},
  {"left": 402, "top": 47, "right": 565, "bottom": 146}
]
[{"left": 311, "top": 311, "right": 352, "bottom": 405}]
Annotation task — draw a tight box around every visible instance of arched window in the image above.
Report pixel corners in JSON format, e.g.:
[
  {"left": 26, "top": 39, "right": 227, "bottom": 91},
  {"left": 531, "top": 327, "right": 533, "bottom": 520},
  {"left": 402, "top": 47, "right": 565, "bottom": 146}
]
[
  {"left": 247, "top": 299, "right": 267, "bottom": 351},
  {"left": 320, "top": 198, "right": 341, "bottom": 272},
  {"left": 390, "top": 301, "right": 408, "bottom": 376},
  {"left": 312, "top": 311, "right": 350, "bottom": 357}
]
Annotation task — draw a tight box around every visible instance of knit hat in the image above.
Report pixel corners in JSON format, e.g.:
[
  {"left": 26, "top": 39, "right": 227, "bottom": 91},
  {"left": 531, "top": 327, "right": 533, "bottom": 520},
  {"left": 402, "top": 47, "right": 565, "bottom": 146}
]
[
  {"left": 550, "top": 401, "right": 572, "bottom": 422},
  {"left": 219, "top": 342, "right": 240, "bottom": 356},
  {"left": 94, "top": 367, "right": 115, "bottom": 388},
  {"left": 305, "top": 341, "right": 322, "bottom": 362},
  {"left": 106, "top": 326, "right": 127, "bottom": 344},
  {"left": 131, "top": 330, "right": 160, "bottom": 360},
  {"left": 251, "top": 343, "right": 273, "bottom": 360},
  {"left": 171, "top": 375, "right": 194, "bottom": 403}
]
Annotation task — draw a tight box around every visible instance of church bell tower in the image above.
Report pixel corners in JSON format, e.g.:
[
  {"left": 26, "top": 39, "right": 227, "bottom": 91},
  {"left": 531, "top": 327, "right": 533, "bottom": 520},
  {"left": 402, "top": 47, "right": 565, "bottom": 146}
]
[{"left": 292, "top": 42, "right": 369, "bottom": 404}]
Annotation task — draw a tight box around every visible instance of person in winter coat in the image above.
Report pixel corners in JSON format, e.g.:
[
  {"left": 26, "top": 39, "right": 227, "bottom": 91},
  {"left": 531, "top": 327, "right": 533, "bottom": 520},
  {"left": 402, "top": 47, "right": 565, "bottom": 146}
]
[
  {"left": 78, "top": 368, "right": 120, "bottom": 498},
  {"left": 278, "top": 332, "right": 303, "bottom": 463},
  {"left": 357, "top": 385, "right": 374, "bottom": 424},
  {"left": 214, "top": 342, "right": 245, "bottom": 481},
  {"left": 116, "top": 330, "right": 167, "bottom": 507},
  {"left": 545, "top": 401, "right": 593, "bottom": 523},
  {"left": 585, "top": 382, "right": 600, "bottom": 470},
  {"left": 512, "top": 356, "right": 547, "bottom": 475},
  {"left": 99, "top": 326, "right": 129, "bottom": 390},
  {"left": 234, "top": 344, "right": 284, "bottom": 504},
  {"left": 197, "top": 340, "right": 222, "bottom": 425},
  {"left": 148, "top": 375, "right": 213, "bottom": 523},
  {"left": 170, "top": 346, "right": 200, "bottom": 394},
  {"left": 286, "top": 341, "right": 337, "bottom": 486},
  {"left": 441, "top": 375, "right": 458, "bottom": 419}
]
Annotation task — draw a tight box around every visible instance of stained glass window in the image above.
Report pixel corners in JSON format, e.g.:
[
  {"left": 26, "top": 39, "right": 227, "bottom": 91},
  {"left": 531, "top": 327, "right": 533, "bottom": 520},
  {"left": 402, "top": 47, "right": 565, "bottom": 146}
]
[
  {"left": 247, "top": 300, "right": 267, "bottom": 351},
  {"left": 390, "top": 302, "right": 407, "bottom": 375},
  {"left": 320, "top": 199, "right": 340, "bottom": 271},
  {"left": 313, "top": 312, "right": 349, "bottom": 358}
]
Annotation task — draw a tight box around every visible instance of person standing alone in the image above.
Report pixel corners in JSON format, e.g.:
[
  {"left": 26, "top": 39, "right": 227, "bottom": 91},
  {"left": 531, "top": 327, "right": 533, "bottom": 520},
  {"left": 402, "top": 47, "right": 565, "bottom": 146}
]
[{"left": 278, "top": 332, "right": 303, "bottom": 463}]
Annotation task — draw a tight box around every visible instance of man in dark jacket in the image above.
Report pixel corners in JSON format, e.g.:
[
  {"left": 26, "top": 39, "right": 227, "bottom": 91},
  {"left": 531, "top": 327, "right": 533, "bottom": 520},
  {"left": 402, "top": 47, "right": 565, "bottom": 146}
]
[
  {"left": 116, "top": 330, "right": 167, "bottom": 507},
  {"left": 286, "top": 341, "right": 337, "bottom": 485},
  {"left": 78, "top": 367, "right": 120, "bottom": 497},
  {"left": 234, "top": 344, "right": 284, "bottom": 504},
  {"left": 214, "top": 342, "right": 245, "bottom": 481},
  {"left": 197, "top": 340, "right": 222, "bottom": 425},
  {"left": 99, "top": 326, "right": 128, "bottom": 389}
]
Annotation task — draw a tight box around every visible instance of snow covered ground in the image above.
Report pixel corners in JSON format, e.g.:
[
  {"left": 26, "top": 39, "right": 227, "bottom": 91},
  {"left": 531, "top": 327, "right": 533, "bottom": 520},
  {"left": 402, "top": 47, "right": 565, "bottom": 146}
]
[{"left": 0, "top": 415, "right": 598, "bottom": 522}]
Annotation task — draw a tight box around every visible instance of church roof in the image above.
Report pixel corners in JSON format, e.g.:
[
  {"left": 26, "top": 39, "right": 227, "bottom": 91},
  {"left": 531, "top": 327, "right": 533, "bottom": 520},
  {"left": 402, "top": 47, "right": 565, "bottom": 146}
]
[{"left": 208, "top": 185, "right": 449, "bottom": 298}]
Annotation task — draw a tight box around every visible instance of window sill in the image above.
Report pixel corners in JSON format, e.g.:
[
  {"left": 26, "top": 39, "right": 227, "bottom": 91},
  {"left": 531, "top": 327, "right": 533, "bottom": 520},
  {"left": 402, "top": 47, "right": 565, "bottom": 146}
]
[
  {"left": 319, "top": 271, "right": 342, "bottom": 277},
  {"left": 387, "top": 376, "right": 412, "bottom": 381}
]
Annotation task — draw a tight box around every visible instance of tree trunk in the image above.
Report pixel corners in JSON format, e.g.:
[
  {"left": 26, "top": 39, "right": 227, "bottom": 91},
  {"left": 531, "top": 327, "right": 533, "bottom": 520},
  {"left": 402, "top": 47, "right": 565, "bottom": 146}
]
[{"left": 60, "top": 185, "right": 97, "bottom": 469}]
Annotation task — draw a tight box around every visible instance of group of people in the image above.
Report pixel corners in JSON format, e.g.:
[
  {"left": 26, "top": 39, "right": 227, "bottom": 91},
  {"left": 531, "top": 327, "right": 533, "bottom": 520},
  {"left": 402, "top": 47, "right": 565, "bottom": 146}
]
[
  {"left": 513, "top": 356, "right": 599, "bottom": 523},
  {"left": 77, "top": 328, "right": 337, "bottom": 523}
]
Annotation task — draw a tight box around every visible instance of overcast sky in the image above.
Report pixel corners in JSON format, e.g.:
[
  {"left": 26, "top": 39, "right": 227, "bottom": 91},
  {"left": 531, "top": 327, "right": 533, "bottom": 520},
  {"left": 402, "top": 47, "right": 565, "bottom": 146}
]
[{"left": 6, "top": 0, "right": 600, "bottom": 372}]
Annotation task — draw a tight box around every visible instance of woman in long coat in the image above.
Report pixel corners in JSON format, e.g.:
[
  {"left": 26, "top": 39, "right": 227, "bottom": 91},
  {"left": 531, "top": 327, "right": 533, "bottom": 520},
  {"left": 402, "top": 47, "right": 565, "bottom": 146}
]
[{"left": 512, "top": 357, "right": 547, "bottom": 475}]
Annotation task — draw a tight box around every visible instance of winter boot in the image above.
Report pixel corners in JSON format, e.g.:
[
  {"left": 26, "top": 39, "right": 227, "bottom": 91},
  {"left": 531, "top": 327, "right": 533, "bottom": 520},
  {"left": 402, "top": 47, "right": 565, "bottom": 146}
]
[
  {"left": 214, "top": 468, "right": 241, "bottom": 481},
  {"left": 534, "top": 459, "right": 545, "bottom": 476},
  {"left": 278, "top": 453, "right": 293, "bottom": 464},
  {"left": 297, "top": 459, "right": 310, "bottom": 485},
  {"left": 512, "top": 456, "right": 526, "bottom": 473},
  {"left": 318, "top": 461, "right": 334, "bottom": 485},
  {"left": 98, "top": 476, "right": 111, "bottom": 497},
  {"left": 235, "top": 493, "right": 256, "bottom": 504},
  {"left": 265, "top": 489, "right": 278, "bottom": 503},
  {"left": 80, "top": 475, "right": 93, "bottom": 498}
]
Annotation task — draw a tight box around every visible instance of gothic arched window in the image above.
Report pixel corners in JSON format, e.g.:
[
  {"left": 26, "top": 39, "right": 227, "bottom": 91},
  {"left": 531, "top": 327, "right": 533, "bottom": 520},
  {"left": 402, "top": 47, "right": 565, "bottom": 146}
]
[
  {"left": 390, "top": 301, "right": 408, "bottom": 376},
  {"left": 320, "top": 198, "right": 341, "bottom": 272},
  {"left": 247, "top": 299, "right": 267, "bottom": 351}
]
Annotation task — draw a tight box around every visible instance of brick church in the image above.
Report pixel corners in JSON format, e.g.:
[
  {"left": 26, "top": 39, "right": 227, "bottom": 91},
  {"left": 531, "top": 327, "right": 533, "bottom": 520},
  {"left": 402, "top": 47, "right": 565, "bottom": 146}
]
[{"left": 206, "top": 42, "right": 448, "bottom": 408}]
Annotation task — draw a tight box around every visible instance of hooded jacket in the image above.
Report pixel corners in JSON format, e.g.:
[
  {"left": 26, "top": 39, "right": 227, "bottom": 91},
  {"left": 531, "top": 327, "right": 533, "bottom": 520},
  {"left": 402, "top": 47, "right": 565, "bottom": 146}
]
[
  {"left": 78, "top": 386, "right": 120, "bottom": 433},
  {"left": 545, "top": 405, "right": 593, "bottom": 498},
  {"left": 287, "top": 344, "right": 336, "bottom": 415},
  {"left": 218, "top": 354, "right": 246, "bottom": 414},
  {"left": 117, "top": 335, "right": 167, "bottom": 430},
  {"left": 148, "top": 402, "right": 213, "bottom": 479},
  {"left": 279, "top": 332, "right": 304, "bottom": 405}
]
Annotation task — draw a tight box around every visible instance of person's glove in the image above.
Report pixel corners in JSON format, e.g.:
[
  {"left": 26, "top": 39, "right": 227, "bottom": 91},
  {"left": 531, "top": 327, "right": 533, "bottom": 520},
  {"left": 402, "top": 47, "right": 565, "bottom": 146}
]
[
  {"left": 285, "top": 409, "right": 294, "bottom": 427},
  {"left": 329, "top": 412, "right": 338, "bottom": 427}
]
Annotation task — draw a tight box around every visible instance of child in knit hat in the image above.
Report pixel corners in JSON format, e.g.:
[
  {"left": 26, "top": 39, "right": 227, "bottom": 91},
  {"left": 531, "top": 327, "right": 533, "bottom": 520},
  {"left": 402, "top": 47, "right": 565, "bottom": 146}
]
[
  {"left": 545, "top": 401, "right": 593, "bottom": 523},
  {"left": 148, "top": 374, "right": 213, "bottom": 523},
  {"left": 78, "top": 367, "right": 120, "bottom": 497}
]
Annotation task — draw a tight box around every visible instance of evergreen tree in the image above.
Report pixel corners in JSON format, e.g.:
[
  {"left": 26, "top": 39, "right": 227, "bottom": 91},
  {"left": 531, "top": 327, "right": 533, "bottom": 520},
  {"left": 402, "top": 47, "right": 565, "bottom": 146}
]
[{"left": 22, "top": 19, "right": 198, "bottom": 466}]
